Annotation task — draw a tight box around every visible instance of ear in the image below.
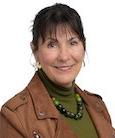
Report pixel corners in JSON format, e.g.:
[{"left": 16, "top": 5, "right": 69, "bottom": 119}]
[
  {"left": 30, "top": 42, "right": 35, "bottom": 52},
  {"left": 30, "top": 42, "right": 38, "bottom": 61}
]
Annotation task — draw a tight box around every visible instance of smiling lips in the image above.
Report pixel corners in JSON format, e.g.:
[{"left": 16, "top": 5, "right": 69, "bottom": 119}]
[{"left": 55, "top": 65, "right": 74, "bottom": 71}]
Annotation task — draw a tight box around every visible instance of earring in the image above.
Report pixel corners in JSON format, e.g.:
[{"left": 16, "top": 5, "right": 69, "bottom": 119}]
[
  {"left": 30, "top": 53, "right": 42, "bottom": 70},
  {"left": 36, "top": 62, "right": 42, "bottom": 69}
]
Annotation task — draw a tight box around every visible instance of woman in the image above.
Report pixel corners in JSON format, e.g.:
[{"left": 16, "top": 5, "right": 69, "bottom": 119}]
[{"left": 0, "top": 3, "right": 115, "bottom": 138}]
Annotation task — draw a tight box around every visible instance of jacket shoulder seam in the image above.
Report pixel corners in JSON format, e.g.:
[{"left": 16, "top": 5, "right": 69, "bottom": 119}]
[
  {"left": 84, "top": 90, "right": 102, "bottom": 100},
  {"left": 2, "top": 88, "right": 29, "bottom": 111}
]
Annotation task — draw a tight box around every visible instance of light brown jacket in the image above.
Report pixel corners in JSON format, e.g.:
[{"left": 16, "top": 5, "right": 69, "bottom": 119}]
[{"left": 0, "top": 73, "right": 115, "bottom": 138}]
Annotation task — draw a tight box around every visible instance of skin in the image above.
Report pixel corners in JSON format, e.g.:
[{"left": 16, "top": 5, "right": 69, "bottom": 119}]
[{"left": 33, "top": 25, "right": 85, "bottom": 88}]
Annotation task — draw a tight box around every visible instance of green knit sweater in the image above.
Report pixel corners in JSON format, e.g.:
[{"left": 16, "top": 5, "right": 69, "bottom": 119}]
[{"left": 38, "top": 69, "right": 98, "bottom": 138}]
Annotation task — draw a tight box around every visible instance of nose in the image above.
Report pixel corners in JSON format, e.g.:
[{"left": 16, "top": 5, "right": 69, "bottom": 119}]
[{"left": 58, "top": 46, "right": 70, "bottom": 62}]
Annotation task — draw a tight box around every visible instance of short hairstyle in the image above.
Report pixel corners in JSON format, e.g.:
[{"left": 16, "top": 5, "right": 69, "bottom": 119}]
[{"left": 31, "top": 3, "right": 86, "bottom": 51}]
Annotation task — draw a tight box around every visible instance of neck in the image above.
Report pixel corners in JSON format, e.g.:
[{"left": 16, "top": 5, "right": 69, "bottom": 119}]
[{"left": 37, "top": 69, "right": 75, "bottom": 97}]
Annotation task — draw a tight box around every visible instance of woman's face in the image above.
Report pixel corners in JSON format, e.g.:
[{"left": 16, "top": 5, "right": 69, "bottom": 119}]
[{"left": 34, "top": 25, "right": 85, "bottom": 87}]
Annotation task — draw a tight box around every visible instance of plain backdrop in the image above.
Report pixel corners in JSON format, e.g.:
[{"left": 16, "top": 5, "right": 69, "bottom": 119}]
[{"left": 0, "top": 0, "right": 115, "bottom": 127}]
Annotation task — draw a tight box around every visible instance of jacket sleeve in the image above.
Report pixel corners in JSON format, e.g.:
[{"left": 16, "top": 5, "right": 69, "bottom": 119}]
[{"left": 0, "top": 107, "right": 25, "bottom": 138}]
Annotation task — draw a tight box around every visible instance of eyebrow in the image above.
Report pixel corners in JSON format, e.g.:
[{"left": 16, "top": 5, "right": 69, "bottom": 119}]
[{"left": 69, "top": 36, "right": 79, "bottom": 41}]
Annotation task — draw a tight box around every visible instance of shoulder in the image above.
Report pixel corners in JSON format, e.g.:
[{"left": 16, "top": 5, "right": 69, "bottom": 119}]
[
  {"left": 83, "top": 89, "right": 112, "bottom": 122},
  {"left": 1, "top": 87, "right": 29, "bottom": 112},
  {"left": 75, "top": 84, "right": 103, "bottom": 100},
  {"left": 1, "top": 72, "right": 40, "bottom": 113},
  {"left": 84, "top": 89, "right": 103, "bottom": 100},
  {"left": 83, "top": 89, "right": 106, "bottom": 108},
  {"left": 0, "top": 88, "right": 30, "bottom": 137}
]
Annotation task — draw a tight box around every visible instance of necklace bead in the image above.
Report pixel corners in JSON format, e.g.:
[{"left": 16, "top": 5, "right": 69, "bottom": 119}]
[{"left": 52, "top": 93, "right": 84, "bottom": 120}]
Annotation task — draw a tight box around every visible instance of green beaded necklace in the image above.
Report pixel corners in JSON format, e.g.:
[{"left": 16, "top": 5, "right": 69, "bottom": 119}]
[{"left": 52, "top": 93, "right": 84, "bottom": 120}]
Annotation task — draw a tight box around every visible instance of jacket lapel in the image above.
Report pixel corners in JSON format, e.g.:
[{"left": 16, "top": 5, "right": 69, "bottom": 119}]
[
  {"left": 86, "top": 104, "right": 113, "bottom": 138},
  {"left": 27, "top": 72, "right": 59, "bottom": 119}
]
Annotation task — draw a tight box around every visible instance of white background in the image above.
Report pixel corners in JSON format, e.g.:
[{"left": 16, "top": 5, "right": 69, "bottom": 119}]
[{"left": 0, "top": 0, "right": 115, "bottom": 127}]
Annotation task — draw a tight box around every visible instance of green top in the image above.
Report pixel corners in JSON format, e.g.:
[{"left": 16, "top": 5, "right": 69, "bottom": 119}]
[{"left": 38, "top": 69, "right": 98, "bottom": 138}]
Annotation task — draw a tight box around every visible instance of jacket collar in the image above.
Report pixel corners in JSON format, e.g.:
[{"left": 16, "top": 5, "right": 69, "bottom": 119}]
[{"left": 27, "top": 72, "right": 59, "bottom": 119}]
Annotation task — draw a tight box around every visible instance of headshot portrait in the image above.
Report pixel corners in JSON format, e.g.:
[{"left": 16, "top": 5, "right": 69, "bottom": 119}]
[{"left": 0, "top": 0, "right": 115, "bottom": 138}]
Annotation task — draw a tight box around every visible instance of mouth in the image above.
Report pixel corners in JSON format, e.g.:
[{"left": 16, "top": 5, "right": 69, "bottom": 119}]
[{"left": 54, "top": 65, "right": 74, "bottom": 71}]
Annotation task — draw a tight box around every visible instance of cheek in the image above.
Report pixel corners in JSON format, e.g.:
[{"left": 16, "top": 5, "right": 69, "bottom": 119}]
[
  {"left": 71, "top": 44, "right": 85, "bottom": 61},
  {"left": 38, "top": 51, "right": 56, "bottom": 66},
  {"left": 73, "top": 50, "right": 85, "bottom": 62}
]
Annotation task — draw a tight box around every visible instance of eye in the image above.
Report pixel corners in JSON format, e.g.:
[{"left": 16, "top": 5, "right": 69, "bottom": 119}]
[
  {"left": 47, "top": 41, "right": 58, "bottom": 48},
  {"left": 70, "top": 41, "right": 79, "bottom": 46}
]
